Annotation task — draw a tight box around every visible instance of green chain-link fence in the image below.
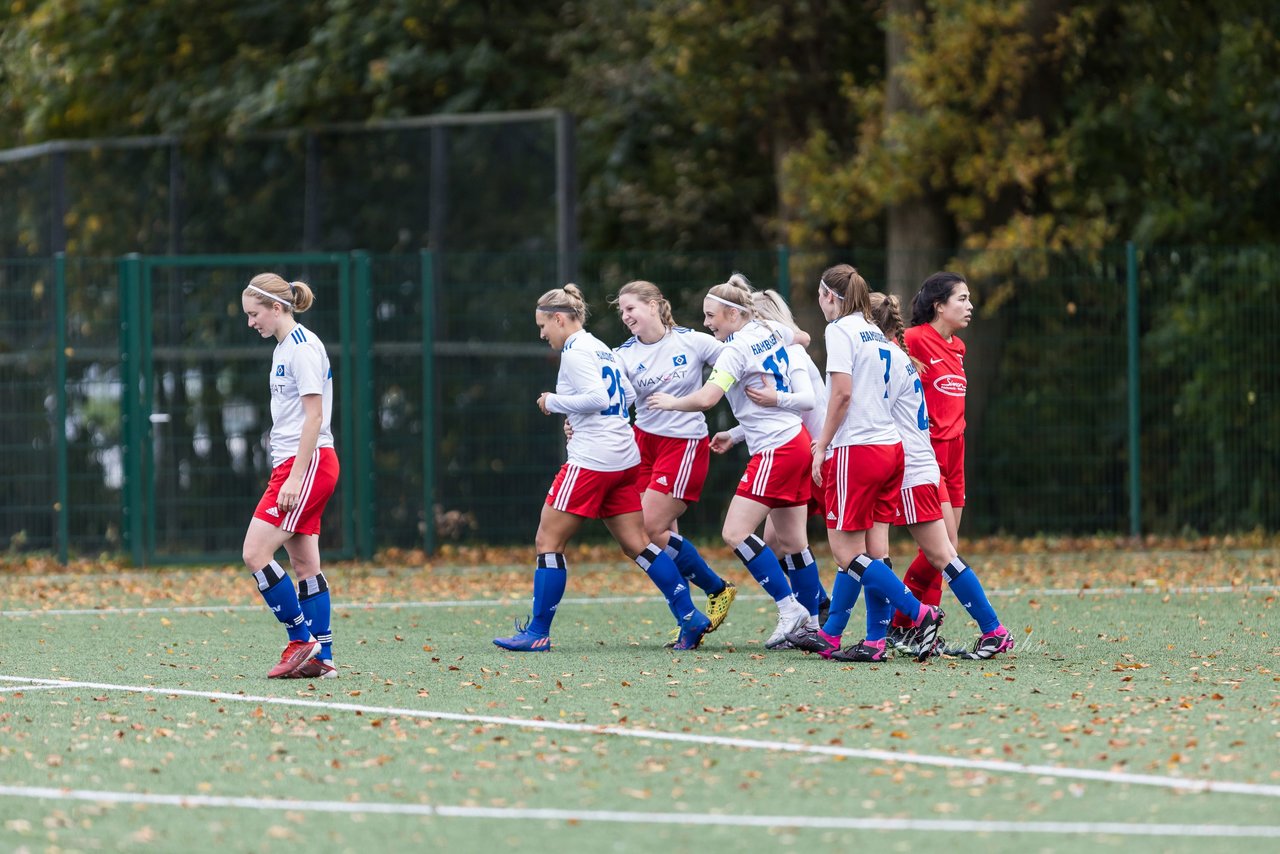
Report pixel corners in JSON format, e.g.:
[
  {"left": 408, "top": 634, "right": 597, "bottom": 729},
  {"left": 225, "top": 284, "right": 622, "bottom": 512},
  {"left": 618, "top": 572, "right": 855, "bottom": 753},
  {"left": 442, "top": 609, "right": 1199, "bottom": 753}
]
[{"left": 0, "top": 245, "right": 1276, "bottom": 564}]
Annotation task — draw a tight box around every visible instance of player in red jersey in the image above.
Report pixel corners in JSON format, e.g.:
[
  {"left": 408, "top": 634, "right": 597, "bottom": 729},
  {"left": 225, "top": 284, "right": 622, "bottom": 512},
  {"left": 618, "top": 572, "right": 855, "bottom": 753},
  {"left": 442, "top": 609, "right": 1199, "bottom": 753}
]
[{"left": 889, "top": 272, "right": 974, "bottom": 652}]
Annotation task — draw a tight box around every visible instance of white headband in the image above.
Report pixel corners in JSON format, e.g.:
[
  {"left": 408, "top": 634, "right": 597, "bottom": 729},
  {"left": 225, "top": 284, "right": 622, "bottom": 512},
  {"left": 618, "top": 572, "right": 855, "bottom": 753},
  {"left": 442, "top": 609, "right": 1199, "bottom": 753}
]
[
  {"left": 707, "top": 292, "right": 749, "bottom": 312},
  {"left": 819, "top": 278, "right": 845, "bottom": 300},
  {"left": 247, "top": 283, "right": 293, "bottom": 306}
]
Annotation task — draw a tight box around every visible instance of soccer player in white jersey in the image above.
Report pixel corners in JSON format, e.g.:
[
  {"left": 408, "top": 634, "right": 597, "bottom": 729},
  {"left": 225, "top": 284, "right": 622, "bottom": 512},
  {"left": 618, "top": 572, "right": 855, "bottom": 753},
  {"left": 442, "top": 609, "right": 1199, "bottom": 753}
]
[
  {"left": 494, "top": 284, "right": 713, "bottom": 652},
  {"left": 612, "top": 280, "right": 739, "bottom": 639},
  {"left": 785, "top": 265, "right": 944, "bottom": 663},
  {"left": 648, "top": 273, "right": 820, "bottom": 650},
  {"left": 867, "top": 293, "right": 1012, "bottom": 659},
  {"left": 240, "top": 273, "right": 340, "bottom": 679},
  {"left": 717, "top": 289, "right": 833, "bottom": 628}
]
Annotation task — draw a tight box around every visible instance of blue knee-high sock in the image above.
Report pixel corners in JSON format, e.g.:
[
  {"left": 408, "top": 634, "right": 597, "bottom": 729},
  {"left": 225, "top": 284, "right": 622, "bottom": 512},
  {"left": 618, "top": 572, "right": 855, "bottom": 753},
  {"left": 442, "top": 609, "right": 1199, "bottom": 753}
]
[
  {"left": 821, "top": 568, "right": 862, "bottom": 637},
  {"left": 665, "top": 533, "right": 726, "bottom": 595},
  {"left": 528, "top": 553, "right": 568, "bottom": 635},
  {"left": 636, "top": 544, "right": 700, "bottom": 624},
  {"left": 943, "top": 556, "right": 1000, "bottom": 633},
  {"left": 733, "top": 535, "right": 793, "bottom": 602},
  {"left": 297, "top": 573, "right": 332, "bottom": 659},
  {"left": 851, "top": 554, "right": 924, "bottom": 621},
  {"left": 784, "top": 548, "right": 821, "bottom": 617},
  {"left": 864, "top": 594, "right": 894, "bottom": 641},
  {"left": 254, "top": 560, "right": 310, "bottom": 642}
]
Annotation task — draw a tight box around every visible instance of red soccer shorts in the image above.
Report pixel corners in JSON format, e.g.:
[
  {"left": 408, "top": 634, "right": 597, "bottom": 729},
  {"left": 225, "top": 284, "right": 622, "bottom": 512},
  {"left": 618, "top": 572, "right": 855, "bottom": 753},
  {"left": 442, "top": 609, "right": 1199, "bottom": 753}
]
[
  {"left": 824, "top": 443, "right": 905, "bottom": 532},
  {"left": 895, "top": 481, "right": 944, "bottom": 526},
  {"left": 932, "top": 435, "right": 966, "bottom": 508},
  {"left": 253, "top": 447, "right": 340, "bottom": 536},
  {"left": 633, "top": 428, "right": 710, "bottom": 503},
  {"left": 546, "top": 464, "right": 643, "bottom": 518},
  {"left": 735, "top": 428, "right": 812, "bottom": 509}
]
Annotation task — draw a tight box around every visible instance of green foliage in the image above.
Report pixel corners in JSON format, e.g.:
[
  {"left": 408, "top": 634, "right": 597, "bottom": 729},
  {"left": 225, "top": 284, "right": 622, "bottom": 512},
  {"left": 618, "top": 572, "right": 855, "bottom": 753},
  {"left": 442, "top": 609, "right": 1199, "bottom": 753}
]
[
  {"left": 552, "top": 0, "right": 878, "bottom": 249},
  {"left": 0, "top": 0, "right": 566, "bottom": 142},
  {"left": 783, "top": 1, "right": 1280, "bottom": 252}
]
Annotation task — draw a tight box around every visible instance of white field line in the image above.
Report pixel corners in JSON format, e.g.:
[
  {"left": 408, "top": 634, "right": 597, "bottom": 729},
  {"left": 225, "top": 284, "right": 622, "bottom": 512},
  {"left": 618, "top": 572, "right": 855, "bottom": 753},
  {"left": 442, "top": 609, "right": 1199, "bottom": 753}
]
[
  {"left": 1, "top": 674, "right": 1278, "bottom": 800},
  {"left": 0, "top": 785, "right": 1277, "bottom": 838},
  {"left": 3, "top": 584, "right": 1278, "bottom": 619}
]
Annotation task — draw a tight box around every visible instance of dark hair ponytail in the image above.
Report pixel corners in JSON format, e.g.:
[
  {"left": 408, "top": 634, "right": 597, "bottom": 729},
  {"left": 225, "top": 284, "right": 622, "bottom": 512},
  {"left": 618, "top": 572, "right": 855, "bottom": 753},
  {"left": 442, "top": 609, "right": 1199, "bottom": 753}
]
[{"left": 910, "top": 272, "right": 966, "bottom": 327}]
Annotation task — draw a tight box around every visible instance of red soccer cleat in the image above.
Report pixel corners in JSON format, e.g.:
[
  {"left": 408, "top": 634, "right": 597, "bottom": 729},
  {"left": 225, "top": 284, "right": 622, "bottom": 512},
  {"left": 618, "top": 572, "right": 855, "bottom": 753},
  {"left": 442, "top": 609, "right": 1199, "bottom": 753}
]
[{"left": 268, "top": 639, "right": 320, "bottom": 678}]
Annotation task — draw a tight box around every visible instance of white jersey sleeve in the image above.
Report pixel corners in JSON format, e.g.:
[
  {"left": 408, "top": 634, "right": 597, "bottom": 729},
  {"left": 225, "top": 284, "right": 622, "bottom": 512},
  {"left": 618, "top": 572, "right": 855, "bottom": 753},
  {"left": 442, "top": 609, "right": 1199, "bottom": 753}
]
[
  {"left": 790, "top": 348, "right": 829, "bottom": 450},
  {"left": 888, "top": 343, "right": 941, "bottom": 489},
  {"left": 824, "top": 313, "right": 901, "bottom": 448},
  {"left": 545, "top": 346, "right": 613, "bottom": 414},
  {"left": 770, "top": 344, "right": 816, "bottom": 413},
  {"left": 549, "top": 330, "right": 641, "bottom": 472}
]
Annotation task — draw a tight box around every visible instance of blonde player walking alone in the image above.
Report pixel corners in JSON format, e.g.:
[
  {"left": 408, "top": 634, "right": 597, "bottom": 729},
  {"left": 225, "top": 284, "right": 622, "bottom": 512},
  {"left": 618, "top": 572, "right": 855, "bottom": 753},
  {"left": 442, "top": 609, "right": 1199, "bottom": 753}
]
[{"left": 240, "top": 273, "right": 340, "bottom": 679}]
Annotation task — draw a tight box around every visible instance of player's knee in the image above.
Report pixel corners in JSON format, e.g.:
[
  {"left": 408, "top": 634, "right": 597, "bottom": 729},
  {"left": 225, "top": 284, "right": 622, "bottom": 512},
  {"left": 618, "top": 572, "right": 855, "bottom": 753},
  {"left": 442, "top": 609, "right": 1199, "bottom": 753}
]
[
  {"left": 643, "top": 523, "right": 668, "bottom": 544},
  {"left": 720, "top": 525, "right": 747, "bottom": 548}
]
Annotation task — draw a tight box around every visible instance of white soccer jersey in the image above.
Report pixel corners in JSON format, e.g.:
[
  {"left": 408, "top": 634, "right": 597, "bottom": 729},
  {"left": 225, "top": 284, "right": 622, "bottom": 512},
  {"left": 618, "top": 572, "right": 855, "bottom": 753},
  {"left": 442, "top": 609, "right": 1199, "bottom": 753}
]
[
  {"left": 544, "top": 329, "right": 641, "bottom": 472},
  {"left": 616, "top": 327, "right": 722, "bottom": 438},
  {"left": 823, "top": 312, "right": 902, "bottom": 448},
  {"left": 887, "top": 342, "right": 941, "bottom": 489},
  {"left": 268, "top": 324, "right": 335, "bottom": 468},
  {"left": 792, "top": 345, "right": 828, "bottom": 448},
  {"left": 715, "top": 321, "right": 809, "bottom": 454}
]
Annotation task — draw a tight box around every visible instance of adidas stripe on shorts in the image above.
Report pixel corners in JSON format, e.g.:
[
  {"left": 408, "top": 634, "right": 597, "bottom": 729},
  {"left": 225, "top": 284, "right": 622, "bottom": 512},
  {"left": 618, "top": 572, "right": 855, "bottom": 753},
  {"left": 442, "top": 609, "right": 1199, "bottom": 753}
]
[
  {"left": 252, "top": 447, "right": 340, "bottom": 536},
  {"left": 633, "top": 428, "right": 710, "bottom": 503}
]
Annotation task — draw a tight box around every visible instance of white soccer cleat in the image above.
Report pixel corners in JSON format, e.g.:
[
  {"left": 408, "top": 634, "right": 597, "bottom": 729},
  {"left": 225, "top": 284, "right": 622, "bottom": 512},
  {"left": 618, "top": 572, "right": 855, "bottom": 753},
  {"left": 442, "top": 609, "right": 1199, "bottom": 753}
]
[{"left": 765, "top": 599, "right": 809, "bottom": 650}]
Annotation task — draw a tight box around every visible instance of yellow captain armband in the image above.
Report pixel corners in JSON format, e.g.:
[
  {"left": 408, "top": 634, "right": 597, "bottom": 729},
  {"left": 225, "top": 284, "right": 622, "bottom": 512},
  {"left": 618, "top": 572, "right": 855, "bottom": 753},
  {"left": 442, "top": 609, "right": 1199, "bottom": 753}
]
[{"left": 708, "top": 367, "right": 737, "bottom": 393}]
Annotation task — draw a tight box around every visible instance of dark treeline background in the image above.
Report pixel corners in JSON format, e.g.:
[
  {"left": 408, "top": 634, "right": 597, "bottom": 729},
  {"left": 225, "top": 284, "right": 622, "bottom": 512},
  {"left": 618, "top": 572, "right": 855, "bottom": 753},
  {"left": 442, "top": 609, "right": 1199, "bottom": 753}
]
[{"left": 4, "top": 1, "right": 1279, "bottom": 261}]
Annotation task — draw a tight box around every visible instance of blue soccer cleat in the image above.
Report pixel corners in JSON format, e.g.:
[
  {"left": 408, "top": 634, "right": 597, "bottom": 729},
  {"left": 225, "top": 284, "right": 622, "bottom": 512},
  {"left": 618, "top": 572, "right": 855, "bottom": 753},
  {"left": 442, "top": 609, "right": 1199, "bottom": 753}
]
[
  {"left": 671, "top": 610, "right": 712, "bottom": 651},
  {"left": 493, "top": 617, "right": 551, "bottom": 652}
]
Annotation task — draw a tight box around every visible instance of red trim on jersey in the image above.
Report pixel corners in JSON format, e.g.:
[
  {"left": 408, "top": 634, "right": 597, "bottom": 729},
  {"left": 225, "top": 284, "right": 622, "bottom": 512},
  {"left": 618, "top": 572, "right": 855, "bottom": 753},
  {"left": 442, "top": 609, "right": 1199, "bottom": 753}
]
[
  {"left": 253, "top": 447, "right": 339, "bottom": 536},
  {"left": 633, "top": 428, "right": 710, "bottom": 503},
  {"left": 824, "top": 443, "right": 904, "bottom": 532},
  {"left": 546, "top": 464, "right": 643, "bottom": 518},
  {"left": 931, "top": 435, "right": 966, "bottom": 508},
  {"left": 905, "top": 323, "right": 967, "bottom": 440},
  {"left": 895, "top": 482, "right": 944, "bottom": 526},
  {"left": 734, "top": 428, "right": 812, "bottom": 508}
]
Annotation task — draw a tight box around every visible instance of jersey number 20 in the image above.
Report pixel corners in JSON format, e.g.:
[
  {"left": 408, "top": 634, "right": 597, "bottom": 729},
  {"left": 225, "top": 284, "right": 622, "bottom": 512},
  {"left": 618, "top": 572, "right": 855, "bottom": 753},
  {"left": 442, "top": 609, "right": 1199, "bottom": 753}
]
[{"left": 600, "top": 366, "right": 626, "bottom": 417}]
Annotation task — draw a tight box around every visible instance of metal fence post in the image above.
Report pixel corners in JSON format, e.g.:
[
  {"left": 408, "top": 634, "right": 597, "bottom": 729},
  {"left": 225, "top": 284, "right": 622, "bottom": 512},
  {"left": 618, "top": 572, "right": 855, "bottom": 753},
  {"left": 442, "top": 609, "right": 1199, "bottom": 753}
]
[
  {"left": 420, "top": 249, "right": 438, "bottom": 556},
  {"left": 53, "top": 252, "right": 69, "bottom": 564},
  {"left": 351, "top": 251, "right": 376, "bottom": 559},
  {"left": 334, "top": 254, "right": 358, "bottom": 558},
  {"left": 1126, "top": 241, "right": 1142, "bottom": 539},
  {"left": 555, "top": 110, "right": 578, "bottom": 286},
  {"left": 118, "top": 253, "right": 146, "bottom": 567}
]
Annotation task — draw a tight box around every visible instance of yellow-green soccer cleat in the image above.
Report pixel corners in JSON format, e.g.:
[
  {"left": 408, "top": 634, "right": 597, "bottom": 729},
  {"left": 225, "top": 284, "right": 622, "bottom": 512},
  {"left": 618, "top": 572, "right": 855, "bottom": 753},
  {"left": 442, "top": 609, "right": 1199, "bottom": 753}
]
[{"left": 704, "top": 581, "right": 737, "bottom": 633}]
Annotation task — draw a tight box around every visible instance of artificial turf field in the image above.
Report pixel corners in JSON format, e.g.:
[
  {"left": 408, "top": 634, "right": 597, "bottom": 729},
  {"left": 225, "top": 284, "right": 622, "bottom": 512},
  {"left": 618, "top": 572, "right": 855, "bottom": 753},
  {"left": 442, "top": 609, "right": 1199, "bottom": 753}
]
[{"left": 1, "top": 543, "right": 1277, "bottom": 852}]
